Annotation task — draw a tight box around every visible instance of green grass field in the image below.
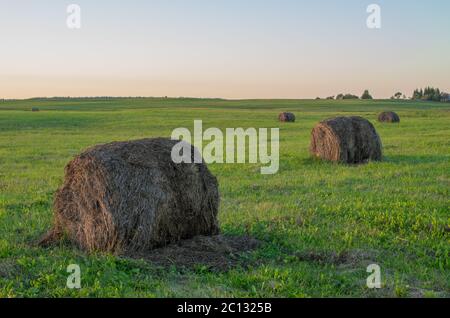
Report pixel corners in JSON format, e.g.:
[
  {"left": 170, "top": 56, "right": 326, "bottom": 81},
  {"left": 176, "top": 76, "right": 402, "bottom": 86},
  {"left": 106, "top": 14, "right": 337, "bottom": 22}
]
[{"left": 0, "top": 98, "right": 449, "bottom": 298}]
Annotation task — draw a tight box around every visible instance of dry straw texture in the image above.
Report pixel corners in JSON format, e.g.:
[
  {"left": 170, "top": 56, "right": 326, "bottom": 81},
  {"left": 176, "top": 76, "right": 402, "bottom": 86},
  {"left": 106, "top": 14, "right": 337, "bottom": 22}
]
[
  {"left": 378, "top": 111, "right": 400, "bottom": 123},
  {"left": 310, "top": 116, "right": 382, "bottom": 164},
  {"left": 278, "top": 112, "right": 296, "bottom": 122},
  {"left": 40, "top": 138, "right": 220, "bottom": 254}
]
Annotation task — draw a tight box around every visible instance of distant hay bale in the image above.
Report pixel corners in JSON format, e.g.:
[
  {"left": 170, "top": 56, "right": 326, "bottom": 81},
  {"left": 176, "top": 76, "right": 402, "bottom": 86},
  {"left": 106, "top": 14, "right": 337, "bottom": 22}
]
[
  {"left": 378, "top": 111, "right": 400, "bottom": 123},
  {"left": 31, "top": 107, "right": 39, "bottom": 112},
  {"left": 40, "top": 138, "right": 220, "bottom": 253},
  {"left": 310, "top": 116, "right": 382, "bottom": 164},
  {"left": 279, "top": 112, "right": 296, "bottom": 122}
]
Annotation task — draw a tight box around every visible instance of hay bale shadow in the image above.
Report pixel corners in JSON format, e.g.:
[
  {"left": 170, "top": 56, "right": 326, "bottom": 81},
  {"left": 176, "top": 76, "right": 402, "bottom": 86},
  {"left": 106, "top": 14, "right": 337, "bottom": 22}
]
[{"left": 127, "top": 235, "right": 261, "bottom": 272}]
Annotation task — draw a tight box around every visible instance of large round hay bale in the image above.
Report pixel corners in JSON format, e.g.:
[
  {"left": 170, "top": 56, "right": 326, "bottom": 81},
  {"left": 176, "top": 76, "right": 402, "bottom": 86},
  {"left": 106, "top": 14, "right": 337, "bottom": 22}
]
[
  {"left": 41, "top": 138, "right": 220, "bottom": 253},
  {"left": 378, "top": 111, "right": 400, "bottom": 123},
  {"left": 310, "top": 116, "right": 382, "bottom": 164},
  {"left": 279, "top": 112, "right": 296, "bottom": 122},
  {"left": 31, "top": 107, "right": 40, "bottom": 112}
]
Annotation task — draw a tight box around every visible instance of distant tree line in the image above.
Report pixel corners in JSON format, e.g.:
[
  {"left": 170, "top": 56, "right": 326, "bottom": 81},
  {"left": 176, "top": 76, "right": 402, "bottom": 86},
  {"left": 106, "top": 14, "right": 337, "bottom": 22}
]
[
  {"left": 322, "top": 90, "right": 373, "bottom": 100},
  {"left": 319, "top": 87, "right": 449, "bottom": 102},
  {"left": 412, "top": 87, "right": 449, "bottom": 102},
  {"left": 390, "top": 92, "right": 406, "bottom": 99}
]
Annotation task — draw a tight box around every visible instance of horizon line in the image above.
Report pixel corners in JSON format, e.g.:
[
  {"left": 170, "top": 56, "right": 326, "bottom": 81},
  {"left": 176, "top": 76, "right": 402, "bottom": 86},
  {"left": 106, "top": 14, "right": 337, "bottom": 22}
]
[{"left": 0, "top": 96, "right": 419, "bottom": 102}]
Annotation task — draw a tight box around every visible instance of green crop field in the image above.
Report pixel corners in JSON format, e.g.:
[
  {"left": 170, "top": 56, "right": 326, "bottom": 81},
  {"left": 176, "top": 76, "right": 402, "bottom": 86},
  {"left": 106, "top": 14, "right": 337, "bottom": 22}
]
[{"left": 0, "top": 98, "right": 449, "bottom": 298}]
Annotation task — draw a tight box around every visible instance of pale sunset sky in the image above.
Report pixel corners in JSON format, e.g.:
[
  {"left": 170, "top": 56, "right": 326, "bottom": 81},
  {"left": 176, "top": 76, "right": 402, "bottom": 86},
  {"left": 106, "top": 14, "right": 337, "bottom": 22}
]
[{"left": 0, "top": 0, "right": 449, "bottom": 99}]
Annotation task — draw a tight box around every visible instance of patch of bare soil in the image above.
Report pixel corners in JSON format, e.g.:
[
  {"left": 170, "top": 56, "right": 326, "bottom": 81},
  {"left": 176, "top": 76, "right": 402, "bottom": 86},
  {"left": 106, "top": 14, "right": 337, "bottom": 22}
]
[{"left": 128, "top": 235, "right": 261, "bottom": 271}]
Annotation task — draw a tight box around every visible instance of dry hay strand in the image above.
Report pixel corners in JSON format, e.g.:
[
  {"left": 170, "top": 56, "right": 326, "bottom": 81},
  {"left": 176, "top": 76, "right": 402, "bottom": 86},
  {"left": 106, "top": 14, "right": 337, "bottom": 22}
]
[
  {"left": 278, "top": 112, "right": 296, "bottom": 122},
  {"left": 310, "top": 116, "right": 382, "bottom": 164},
  {"left": 378, "top": 111, "right": 400, "bottom": 123},
  {"left": 40, "top": 138, "right": 220, "bottom": 254}
]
